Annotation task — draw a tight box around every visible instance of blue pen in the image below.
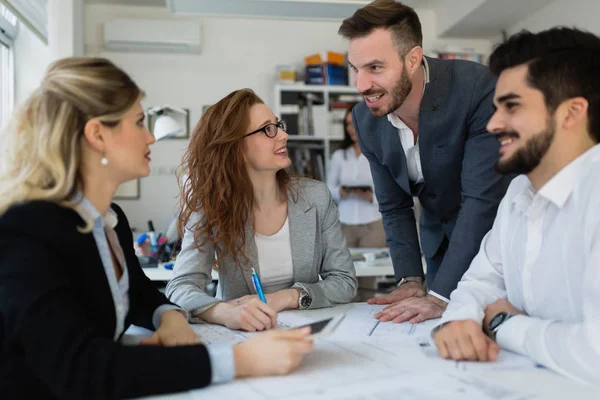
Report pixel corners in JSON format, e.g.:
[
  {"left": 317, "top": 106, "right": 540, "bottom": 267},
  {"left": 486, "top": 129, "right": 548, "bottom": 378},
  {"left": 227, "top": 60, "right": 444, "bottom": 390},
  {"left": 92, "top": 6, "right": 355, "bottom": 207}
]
[
  {"left": 251, "top": 268, "right": 267, "bottom": 303},
  {"left": 136, "top": 232, "right": 148, "bottom": 245}
]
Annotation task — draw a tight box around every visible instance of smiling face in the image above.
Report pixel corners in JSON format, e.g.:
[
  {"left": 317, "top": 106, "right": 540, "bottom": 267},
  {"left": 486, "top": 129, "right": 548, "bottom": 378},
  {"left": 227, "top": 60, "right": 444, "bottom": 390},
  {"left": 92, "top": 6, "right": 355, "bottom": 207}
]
[
  {"left": 348, "top": 28, "right": 414, "bottom": 117},
  {"left": 242, "top": 103, "right": 291, "bottom": 175},
  {"left": 487, "top": 65, "right": 557, "bottom": 175}
]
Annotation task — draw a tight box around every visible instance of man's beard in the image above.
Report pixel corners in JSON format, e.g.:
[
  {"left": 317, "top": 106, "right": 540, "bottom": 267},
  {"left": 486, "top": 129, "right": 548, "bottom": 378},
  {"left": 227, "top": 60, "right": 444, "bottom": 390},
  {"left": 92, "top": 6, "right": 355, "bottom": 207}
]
[
  {"left": 495, "top": 119, "right": 555, "bottom": 176},
  {"left": 364, "top": 65, "right": 413, "bottom": 117}
]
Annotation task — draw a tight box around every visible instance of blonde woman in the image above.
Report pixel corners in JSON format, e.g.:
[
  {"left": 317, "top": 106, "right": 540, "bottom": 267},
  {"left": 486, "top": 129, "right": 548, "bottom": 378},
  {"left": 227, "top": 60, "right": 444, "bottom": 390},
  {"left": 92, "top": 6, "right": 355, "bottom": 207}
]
[{"left": 0, "top": 58, "right": 312, "bottom": 400}]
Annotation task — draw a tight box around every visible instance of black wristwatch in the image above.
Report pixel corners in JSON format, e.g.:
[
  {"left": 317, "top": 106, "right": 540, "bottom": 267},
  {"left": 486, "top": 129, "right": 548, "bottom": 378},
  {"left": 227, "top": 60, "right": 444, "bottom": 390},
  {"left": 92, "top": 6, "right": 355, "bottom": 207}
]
[
  {"left": 294, "top": 287, "right": 312, "bottom": 309},
  {"left": 488, "top": 311, "right": 517, "bottom": 341}
]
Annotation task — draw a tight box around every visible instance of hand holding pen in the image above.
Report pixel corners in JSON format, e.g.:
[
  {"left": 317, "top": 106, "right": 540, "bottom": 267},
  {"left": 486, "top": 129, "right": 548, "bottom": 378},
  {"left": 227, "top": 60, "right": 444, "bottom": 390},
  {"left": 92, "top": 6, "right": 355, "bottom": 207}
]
[{"left": 252, "top": 268, "right": 267, "bottom": 303}]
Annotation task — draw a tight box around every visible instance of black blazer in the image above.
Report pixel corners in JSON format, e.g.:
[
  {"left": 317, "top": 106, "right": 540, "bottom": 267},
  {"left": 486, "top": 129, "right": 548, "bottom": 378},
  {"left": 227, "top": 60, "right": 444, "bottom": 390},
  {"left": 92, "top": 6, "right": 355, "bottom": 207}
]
[
  {"left": 0, "top": 201, "right": 212, "bottom": 399},
  {"left": 353, "top": 56, "right": 512, "bottom": 297}
]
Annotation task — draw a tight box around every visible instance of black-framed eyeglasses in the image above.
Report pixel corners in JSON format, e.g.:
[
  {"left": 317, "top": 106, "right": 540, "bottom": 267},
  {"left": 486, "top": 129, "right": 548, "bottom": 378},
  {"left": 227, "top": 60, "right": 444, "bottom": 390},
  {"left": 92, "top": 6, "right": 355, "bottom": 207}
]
[{"left": 244, "top": 120, "right": 287, "bottom": 138}]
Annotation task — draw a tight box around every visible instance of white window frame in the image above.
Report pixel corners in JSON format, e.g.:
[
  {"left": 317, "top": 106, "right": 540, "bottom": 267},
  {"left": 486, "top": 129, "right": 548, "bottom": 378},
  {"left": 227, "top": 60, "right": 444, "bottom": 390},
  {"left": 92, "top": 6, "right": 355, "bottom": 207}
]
[
  {"left": 0, "top": 0, "right": 46, "bottom": 44},
  {"left": 0, "top": 4, "right": 16, "bottom": 130}
]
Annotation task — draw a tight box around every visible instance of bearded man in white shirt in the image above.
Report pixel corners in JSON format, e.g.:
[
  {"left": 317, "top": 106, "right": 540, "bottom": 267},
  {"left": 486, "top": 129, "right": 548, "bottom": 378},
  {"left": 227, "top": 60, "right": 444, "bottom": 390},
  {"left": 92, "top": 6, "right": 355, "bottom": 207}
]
[{"left": 433, "top": 27, "right": 600, "bottom": 386}]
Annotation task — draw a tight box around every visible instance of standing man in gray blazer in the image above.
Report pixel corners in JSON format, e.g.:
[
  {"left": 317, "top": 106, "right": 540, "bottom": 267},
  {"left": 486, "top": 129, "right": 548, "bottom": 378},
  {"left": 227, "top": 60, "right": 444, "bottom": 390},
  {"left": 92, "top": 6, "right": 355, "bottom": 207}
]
[{"left": 338, "top": 0, "right": 511, "bottom": 323}]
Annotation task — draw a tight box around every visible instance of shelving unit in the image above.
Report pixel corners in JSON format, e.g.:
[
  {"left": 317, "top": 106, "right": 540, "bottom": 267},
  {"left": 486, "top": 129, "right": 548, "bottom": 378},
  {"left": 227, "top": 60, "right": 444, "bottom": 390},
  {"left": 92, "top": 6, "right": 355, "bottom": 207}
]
[{"left": 272, "top": 83, "right": 361, "bottom": 183}]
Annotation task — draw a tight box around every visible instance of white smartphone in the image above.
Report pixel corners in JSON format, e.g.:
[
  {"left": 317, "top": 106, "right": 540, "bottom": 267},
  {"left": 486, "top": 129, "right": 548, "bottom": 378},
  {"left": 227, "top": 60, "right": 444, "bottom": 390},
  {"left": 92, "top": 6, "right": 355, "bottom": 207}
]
[{"left": 290, "top": 315, "right": 345, "bottom": 339}]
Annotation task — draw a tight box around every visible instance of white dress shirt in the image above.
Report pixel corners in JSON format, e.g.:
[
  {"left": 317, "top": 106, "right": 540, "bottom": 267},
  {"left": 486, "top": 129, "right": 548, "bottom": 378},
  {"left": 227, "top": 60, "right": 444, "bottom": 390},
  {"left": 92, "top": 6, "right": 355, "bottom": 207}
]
[
  {"left": 255, "top": 217, "right": 294, "bottom": 293},
  {"left": 439, "top": 144, "right": 600, "bottom": 386},
  {"left": 387, "top": 114, "right": 424, "bottom": 184},
  {"left": 328, "top": 147, "right": 382, "bottom": 225},
  {"left": 386, "top": 58, "right": 430, "bottom": 184}
]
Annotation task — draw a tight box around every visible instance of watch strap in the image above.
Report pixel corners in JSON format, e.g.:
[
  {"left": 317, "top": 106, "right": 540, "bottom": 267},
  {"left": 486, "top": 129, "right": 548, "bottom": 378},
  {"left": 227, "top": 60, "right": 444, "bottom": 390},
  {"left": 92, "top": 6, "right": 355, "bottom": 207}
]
[
  {"left": 490, "top": 312, "right": 518, "bottom": 341},
  {"left": 397, "top": 276, "right": 424, "bottom": 287}
]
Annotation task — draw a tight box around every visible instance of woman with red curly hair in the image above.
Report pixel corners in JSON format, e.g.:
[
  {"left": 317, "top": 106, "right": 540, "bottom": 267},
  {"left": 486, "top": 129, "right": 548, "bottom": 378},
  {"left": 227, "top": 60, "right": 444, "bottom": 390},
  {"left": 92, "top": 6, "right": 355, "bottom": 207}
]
[{"left": 166, "top": 89, "right": 357, "bottom": 332}]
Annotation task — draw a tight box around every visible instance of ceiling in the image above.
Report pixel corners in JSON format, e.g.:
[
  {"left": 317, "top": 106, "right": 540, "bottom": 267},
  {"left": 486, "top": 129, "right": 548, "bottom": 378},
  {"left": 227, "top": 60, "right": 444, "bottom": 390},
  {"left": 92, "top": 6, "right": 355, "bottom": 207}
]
[
  {"left": 83, "top": 0, "right": 550, "bottom": 37},
  {"left": 83, "top": 0, "right": 434, "bottom": 8},
  {"left": 84, "top": 0, "right": 166, "bottom": 6}
]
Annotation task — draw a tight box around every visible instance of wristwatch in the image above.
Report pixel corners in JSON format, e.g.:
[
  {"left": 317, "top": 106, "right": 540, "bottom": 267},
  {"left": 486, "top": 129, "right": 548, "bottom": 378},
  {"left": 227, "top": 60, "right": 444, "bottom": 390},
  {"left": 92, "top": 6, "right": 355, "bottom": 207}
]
[
  {"left": 294, "top": 287, "right": 312, "bottom": 309},
  {"left": 396, "top": 276, "right": 424, "bottom": 287},
  {"left": 488, "top": 311, "right": 517, "bottom": 341}
]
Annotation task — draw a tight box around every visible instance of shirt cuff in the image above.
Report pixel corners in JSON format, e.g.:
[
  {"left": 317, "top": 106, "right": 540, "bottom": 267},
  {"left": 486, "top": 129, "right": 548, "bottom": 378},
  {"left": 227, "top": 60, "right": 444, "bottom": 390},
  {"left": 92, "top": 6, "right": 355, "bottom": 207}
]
[
  {"left": 428, "top": 290, "right": 450, "bottom": 303},
  {"left": 495, "top": 314, "right": 551, "bottom": 356},
  {"left": 152, "top": 304, "right": 189, "bottom": 329},
  {"left": 206, "top": 343, "right": 236, "bottom": 384}
]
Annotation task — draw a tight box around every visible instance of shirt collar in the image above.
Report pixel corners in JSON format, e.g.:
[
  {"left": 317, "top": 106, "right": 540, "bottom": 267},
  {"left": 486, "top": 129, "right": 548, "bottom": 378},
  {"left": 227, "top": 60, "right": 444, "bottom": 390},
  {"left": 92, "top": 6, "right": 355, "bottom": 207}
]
[
  {"left": 71, "top": 190, "right": 119, "bottom": 229},
  {"left": 422, "top": 57, "right": 430, "bottom": 85},
  {"left": 513, "top": 144, "right": 600, "bottom": 210},
  {"left": 386, "top": 59, "right": 429, "bottom": 129},
  {"left": 387, "top": 113, "right": 409, "bottom": 130}
]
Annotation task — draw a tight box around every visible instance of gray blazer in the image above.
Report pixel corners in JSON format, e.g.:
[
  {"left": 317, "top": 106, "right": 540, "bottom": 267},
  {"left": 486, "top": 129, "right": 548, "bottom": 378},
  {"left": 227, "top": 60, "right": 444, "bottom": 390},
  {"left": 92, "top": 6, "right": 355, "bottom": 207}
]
[
  {"left": 353, "top": 56, "right": 511, "bottom": 298},
  {"left": 166, "top": 178, "right": 357, "bottom": 318}
]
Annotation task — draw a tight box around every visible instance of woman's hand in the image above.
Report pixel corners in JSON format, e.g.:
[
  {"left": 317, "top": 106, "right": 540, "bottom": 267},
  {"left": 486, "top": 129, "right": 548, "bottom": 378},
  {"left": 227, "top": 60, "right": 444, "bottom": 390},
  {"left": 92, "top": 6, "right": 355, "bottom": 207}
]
[
  {"left": 234, "top": 327, "right": 313, "bottom": 377},
  {"left": 233, "top": 289, "right": 299, "bottom": 312},
  {"left": 202, "top": 299, "right": 278, "bottom": 332},
  {"left": 139, "top": 310, "right": 201, "bottom": 346}
]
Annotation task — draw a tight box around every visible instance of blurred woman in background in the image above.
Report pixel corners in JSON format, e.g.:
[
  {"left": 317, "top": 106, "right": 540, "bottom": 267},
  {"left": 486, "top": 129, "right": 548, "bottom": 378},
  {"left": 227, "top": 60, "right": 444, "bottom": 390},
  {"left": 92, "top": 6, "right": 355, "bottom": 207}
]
[{"left": 328, "top": 105, "right": 386, "bottom": 248}]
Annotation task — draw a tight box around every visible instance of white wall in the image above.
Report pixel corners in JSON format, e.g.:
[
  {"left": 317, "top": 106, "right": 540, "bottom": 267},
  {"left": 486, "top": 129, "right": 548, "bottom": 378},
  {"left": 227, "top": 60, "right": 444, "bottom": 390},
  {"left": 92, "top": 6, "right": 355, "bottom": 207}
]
[
  {"left": 14, "top": 0, "right": 83, "bottom": 106},
  {"left": 509, "top": 0, "right": 599, "bottom": 35},
  {"left": 84, "top": 4, "right": 494, "bottom": 233},
  {"left": 14, "top": 23, "right": 52, "bottom": 105},
  {"left": 48, "top": 0, "right": 84, "bottom": 59}
]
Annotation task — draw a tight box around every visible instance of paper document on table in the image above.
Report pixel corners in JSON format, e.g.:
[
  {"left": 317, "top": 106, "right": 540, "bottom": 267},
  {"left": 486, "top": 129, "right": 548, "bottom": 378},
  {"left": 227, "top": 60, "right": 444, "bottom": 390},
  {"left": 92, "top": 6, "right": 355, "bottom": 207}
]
[
  {"left": 191, "top": 323, "right": 247, "bottom": 344},
  {"left": 190, "top": 312, "right": 314, "bottom": 345},
  {"left": 415, "top": 336, "right": 538, "bottom": 371},
  {"left": 371, "top": 317, "right": 441, "bottom": 338},
  {"left": 191, "top": 339, "right": 534, "bottom": 400},
  {"left": 456, "top": 351, "right": 539, "bottom": 372},
  {"left": 329, "top": 303, "right": 440, "bottom": 340},
  {"left": 328, "top": 303, "right": 383, "bottom": 338},
  {"left": 277, "top": 311, "right": 314, "bottom": 329}
]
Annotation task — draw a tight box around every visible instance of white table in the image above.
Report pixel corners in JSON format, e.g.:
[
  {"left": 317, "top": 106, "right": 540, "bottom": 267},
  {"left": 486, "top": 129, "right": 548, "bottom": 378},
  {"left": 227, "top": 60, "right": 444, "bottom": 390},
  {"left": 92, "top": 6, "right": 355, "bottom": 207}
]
[
  {"left": 136, "top": 303, "right": 600, "bottom": 400},
  {"left": 142, "top": 248, "right": 395, "bottom": 282}
]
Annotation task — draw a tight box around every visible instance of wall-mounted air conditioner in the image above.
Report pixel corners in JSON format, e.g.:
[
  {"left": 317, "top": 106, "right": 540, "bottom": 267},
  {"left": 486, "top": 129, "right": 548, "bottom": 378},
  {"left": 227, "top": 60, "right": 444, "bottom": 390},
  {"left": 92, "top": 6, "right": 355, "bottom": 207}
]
[
  {"left": 166, "top": 0, "right": 367, "bottom": 21},
  {"left": 103, "top": 18, "right": 201, "bottom": 54}
]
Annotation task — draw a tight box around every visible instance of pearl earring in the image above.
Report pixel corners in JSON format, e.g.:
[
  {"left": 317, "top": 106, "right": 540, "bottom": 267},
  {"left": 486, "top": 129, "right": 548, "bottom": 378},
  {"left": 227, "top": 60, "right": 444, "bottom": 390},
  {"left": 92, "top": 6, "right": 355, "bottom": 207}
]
[{"left": 100, "top": 155, "right": 108, "bottom": 166}]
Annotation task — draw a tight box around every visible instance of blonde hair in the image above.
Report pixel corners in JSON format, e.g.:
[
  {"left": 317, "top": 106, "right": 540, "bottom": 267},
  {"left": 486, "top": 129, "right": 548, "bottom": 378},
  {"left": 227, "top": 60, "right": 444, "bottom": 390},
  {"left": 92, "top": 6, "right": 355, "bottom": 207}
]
[{"left": 0, "top": 57, "right": 144, "bottom": 218}]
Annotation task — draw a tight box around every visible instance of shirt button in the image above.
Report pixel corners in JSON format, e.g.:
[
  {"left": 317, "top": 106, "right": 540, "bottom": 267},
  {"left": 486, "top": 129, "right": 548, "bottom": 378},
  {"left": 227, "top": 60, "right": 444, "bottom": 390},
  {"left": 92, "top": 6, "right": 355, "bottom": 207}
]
[
  {"left": 117, "top": 305, "right": 123, "bottom": 313},
  {"left": 428, "top": 193, "right": 437, "bottom": 199},
  {"left": 440, "top": 218, "right": 448, "bottom": 224}
]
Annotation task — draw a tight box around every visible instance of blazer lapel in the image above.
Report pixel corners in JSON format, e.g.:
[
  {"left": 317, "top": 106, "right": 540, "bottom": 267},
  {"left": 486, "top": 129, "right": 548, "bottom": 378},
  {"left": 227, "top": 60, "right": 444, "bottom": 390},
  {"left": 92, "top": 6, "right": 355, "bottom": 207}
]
[
  {"left": 380, "top": 118, "right": 411, "bottom": 194},
  {"left": 288, "top": 190, "right": 316, "bottom": 283},
  {"left": 240, "top": 224, "right": 259, "bottom": 295},
  {"left": 419, "top": 56, "right": 452, "bottom": 180}
]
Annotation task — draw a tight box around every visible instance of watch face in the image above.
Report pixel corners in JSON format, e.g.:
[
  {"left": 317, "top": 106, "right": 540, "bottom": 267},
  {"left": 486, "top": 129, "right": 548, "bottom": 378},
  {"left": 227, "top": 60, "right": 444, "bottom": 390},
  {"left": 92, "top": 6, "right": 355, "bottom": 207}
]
[
  {"left": 489, "top": 312, "right": 508, "bottom": 331},
  {"left": 300, "top": 294, "right": 312, "bottom": 308}
]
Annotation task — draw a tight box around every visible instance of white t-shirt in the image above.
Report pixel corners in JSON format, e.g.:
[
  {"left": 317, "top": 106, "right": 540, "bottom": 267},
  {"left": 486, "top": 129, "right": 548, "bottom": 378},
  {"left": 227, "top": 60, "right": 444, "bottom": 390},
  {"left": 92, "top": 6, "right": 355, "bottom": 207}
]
[
  {"left": 254, "top": 217, "right": 294, "bottom": 293},
  {"left": 327, "top": 147, "right": 382, "bottom": 225}
]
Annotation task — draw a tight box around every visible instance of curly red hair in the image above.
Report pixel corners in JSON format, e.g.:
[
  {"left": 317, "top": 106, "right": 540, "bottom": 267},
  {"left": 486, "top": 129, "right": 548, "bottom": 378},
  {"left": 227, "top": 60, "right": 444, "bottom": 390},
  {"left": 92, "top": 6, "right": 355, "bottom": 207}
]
[{"left": 178, "top": 89, "right": 292, "bottom": 269}]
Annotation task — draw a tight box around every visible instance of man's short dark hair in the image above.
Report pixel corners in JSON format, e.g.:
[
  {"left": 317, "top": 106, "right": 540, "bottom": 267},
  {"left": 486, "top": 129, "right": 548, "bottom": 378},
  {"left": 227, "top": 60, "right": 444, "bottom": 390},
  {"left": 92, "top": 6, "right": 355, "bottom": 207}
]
[
  {"left": 489, "top": 27, "right": 600, "bottom": 143},
  {"left": 338, "top": 0, "right": 422, "bottom": 57}
]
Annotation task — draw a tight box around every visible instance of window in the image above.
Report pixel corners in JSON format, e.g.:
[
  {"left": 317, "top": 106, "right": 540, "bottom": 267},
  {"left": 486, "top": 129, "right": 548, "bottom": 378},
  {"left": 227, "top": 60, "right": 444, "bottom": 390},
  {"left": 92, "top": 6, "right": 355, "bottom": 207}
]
[{"left": 0, "top": 4, "right": 16, "bottom": 130}]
